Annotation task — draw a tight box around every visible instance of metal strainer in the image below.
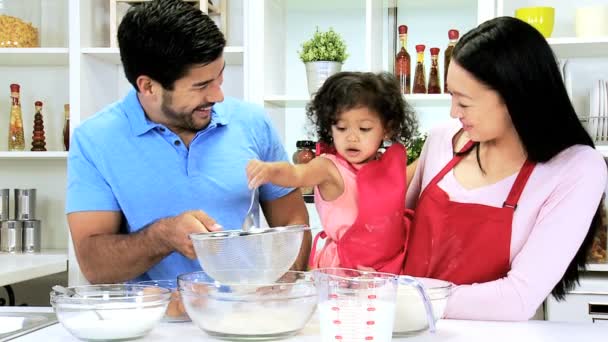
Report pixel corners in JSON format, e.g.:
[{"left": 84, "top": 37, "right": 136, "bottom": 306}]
[{"left": 190, "top": 225, "right": 310, "bottom": 284}]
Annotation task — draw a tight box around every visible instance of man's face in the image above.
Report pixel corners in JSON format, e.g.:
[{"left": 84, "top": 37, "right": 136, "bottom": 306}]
[{"left": 160, "top": 57, "right": 225, "bottom": 131}]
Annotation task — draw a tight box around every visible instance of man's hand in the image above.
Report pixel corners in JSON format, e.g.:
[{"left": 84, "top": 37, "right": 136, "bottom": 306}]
[{"left": 161, "top": 210, "right": 223, "bottom": 259}]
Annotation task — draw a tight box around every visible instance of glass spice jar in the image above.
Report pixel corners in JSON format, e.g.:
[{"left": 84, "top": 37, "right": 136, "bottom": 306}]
[
  {"left": 413, "top": 44, "right": 427, "bottom": 94},
  {"left": 427, "top": 47, "right": 441, "bottom": 94},
  {"left": 293, "top": 140, "right": 316, "bottom": 194},
  {"left": 293, "top": 140, "right": 316, "bottom": 164},
  {"left": 8, "top": 83, "right": 25, "bottom": 151}
]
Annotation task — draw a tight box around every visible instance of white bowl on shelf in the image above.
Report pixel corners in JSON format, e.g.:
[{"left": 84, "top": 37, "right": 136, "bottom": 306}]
[{"left": 576, "top": 5, "right": 608, "bottom": 38}]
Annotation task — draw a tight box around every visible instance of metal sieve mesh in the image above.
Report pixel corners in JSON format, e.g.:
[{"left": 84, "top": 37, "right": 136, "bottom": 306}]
[{"left": 190, "top": 225, "right": 310, "bottom": 284}]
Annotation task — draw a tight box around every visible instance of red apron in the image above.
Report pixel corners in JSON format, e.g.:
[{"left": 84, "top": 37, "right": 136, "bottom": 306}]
[
  {"left": 403, "top": 141, "right": 536, "bottom": 284},
  {"left": 309, "top": 143, "right": 412, "bottom": 274}
]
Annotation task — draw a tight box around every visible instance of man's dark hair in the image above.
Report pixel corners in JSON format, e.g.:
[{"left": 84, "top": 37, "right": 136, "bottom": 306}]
[{"left": 117, "top": 0, "right": 226, "bottom": 91}]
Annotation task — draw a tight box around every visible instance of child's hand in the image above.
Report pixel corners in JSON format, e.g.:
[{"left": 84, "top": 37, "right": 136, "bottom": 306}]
[{"left": 246, "top": 159, "right": 275, "bottom": 189}]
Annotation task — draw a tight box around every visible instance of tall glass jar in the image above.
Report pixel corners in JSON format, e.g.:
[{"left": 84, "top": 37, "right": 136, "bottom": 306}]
[
  {"left": 8, "top": 83, "right": 25, "bottom": 151},
  {"left": 394, "top": 25, "right": 411, "bottom": 94},
  {"left": 413, "top": 45, "right": 427, "bottom": 94},
  {"left": 0, "top": 0, "right": 41, "bottom": 47},
  {"left": 444, "top": 29, "right": 459, "bottom": 93},
  {"left": 31, "top": 101, "right": 46, "bottom": 151},
  {"left": 427, "top": 47, "right": 441, "bottom": 94},
  {"left": 63, "top": 104, "right": 70, "bottom": 151}
]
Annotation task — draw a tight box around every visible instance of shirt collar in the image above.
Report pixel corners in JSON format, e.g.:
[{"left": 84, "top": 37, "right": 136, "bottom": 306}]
[{"left": 121, "top": 88, "right": 230, "bottom": 136}]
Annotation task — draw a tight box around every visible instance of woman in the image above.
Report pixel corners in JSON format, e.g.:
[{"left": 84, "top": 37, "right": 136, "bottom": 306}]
[{"left": 403, "top": 16, "right": 607, "bottom": 321}]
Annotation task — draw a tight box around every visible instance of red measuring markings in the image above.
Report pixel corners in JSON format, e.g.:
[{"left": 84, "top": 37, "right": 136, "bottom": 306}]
[
  {"left": 367, "top": 307, "right": 376, "bottom": 312},
  {"left": 366, "top": 321, "right": 375, "bottom": 325},
  {"left": 365, "top": 336, "right": 374, "bottom": 340},
  {"left": 335, "top": 335, "right": 343, "bottom": 340},
  {"left": 333, "top": 320, "right": 341, "bottom": 325}
]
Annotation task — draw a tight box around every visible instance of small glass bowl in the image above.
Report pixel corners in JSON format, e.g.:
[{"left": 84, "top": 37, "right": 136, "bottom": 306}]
[
  {"left": 393, "top": 277, "right": 453, "bottom": 336},
  {"left": 178, "top": 270, "right": 317, "bottom": 341},
  {"left": 137, "top": 280, "right": 190, "bottom": 322},
  {"left": 50, "top": 284, "right": 170, "bottom": 341}
]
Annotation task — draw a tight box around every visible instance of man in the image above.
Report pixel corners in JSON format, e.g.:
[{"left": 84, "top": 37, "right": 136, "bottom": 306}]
[{"left": 66, "top": 0, "right": 309, "bottom": 284}]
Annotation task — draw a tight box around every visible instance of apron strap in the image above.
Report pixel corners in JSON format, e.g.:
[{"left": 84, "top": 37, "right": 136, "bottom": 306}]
[
  {"left": 308, "top": 230, "right": 327, "bottom": 269},
  {"left": 426, "top": 140, "right": 476, "bottom": 188},
  {"left": 503, "top": 160, "right": 536, "bottom": 210}
]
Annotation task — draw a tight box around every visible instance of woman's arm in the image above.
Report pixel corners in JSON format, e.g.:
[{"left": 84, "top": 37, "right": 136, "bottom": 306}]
[{"left": 444, "top": 149, "right": 607, "bottom": 321}]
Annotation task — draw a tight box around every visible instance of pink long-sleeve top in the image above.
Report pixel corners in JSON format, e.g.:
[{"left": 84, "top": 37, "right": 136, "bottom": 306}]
[{"left": 406, "top": 120, "right": 608, "bottom": 321}]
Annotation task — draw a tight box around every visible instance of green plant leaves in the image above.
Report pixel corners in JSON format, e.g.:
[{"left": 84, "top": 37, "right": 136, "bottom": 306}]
[{"left": 299, "top": 27, "right": 349, "bottom": 63}]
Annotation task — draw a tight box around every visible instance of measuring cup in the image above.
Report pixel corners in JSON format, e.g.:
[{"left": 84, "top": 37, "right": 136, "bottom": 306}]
[{"left": 313, "top": 268, "right": 435, "bottom": 342}]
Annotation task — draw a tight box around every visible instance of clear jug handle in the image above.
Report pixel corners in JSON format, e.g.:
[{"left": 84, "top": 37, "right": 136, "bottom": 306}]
[{"left": 398, "top": 275, "right": 436, "bottom": 333}]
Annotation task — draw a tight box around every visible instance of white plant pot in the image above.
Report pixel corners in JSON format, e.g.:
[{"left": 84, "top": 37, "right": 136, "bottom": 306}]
[{"left": 305, "top": 61, "right": 342, "bottom": 96}]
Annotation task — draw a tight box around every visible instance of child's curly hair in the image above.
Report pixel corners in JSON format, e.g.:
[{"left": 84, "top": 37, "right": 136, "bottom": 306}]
[{"left": 306, "top": 71, "right": 418, "bottom": 145}]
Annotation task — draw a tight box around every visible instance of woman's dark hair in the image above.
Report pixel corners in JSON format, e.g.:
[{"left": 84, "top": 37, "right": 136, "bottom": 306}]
[
  {"left": 306, "top": 71, "right": 418, "bottom": 145},
  {"left": 453, "top": 16, "right": 600, "bottom": 300},
  {"left": 117, "top": 0, "right": 226, "bottom": 91}
]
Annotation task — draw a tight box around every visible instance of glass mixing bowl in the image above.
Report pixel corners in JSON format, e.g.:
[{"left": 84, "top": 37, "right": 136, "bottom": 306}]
[
  {"left": 178, "top": 270, "right": 317, "bottom": 341},
  {"left": 50, "top": 284, "right": 170, "bottom": 341},
  {"left": 137, "top": 279, "right": 189, "bottom": 322},
  {"left": 393, "top": 277, "right": 453, "bottom": 336}
]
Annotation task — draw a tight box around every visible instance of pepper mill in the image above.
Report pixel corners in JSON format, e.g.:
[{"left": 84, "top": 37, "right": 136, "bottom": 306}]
[{"left": 31, "top": 101, "right": 47, "bottom": 151}]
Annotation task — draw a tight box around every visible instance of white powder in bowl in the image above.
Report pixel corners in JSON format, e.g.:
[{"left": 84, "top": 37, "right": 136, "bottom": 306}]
[
  {"left": 393, "top": 285, "right": 448, "bottom": 334},
  {"left": 186, "top": 297, "right": 317, "bottom": 336},
  {"left": 56, "top": 306, "right": 166, "bottom": 340}
]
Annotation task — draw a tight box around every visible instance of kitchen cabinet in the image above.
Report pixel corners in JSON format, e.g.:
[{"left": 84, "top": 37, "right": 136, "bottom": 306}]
[{"left": 0, "top": 0, "right": 246, "bottom": 287}]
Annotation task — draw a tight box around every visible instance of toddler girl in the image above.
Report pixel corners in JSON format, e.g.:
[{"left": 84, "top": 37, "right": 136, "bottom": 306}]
[{"left": 246, "top": 71, "right": 417, "bottom": 274}]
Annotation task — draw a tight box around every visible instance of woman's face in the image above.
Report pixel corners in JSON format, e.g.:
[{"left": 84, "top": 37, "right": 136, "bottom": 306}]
[{"left": 446, "top": 62, "right": 514, "bottom": 142}]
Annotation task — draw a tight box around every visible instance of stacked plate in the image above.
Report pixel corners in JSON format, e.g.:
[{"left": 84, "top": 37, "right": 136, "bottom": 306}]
[{"left": 588, "top": 80, "right": 608, "bottom": 143}]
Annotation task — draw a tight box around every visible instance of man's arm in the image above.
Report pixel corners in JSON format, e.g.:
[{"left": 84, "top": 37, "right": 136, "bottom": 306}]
[
  {"left": 68, "top": 210, "right": 221, "bottom": 284},
  {"left": 260, "top": 189, "right": 311, "bottom": 271}
]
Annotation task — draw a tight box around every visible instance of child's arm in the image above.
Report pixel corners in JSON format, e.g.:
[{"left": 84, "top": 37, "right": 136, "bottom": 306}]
[{"left": 246, "top": 157, "right": 337, "bottom": 190}]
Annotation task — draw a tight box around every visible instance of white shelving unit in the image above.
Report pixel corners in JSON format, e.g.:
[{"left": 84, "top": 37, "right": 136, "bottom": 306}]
[
  {"left": 0, "top": 152, "right": 68, "bottom": 159},
  {"left": 587, "top": 263, "right": 608, "bottom": 272},
  {"left": 0, "top": 0, "right": 246, "bottom": 286},
  {"left": 549, "top": 37, "right": 608, "bottom": 59},
  {"left": 0, "top": 250, "right": 67, "bottom": 287},
  {"left": 0, "top": 48, "right": 69, "bottom": 66}
]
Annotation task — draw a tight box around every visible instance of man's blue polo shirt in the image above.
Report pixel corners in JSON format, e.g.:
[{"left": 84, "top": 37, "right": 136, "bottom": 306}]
[{"left": 66, "top": 89, "right": 292, "bottom": 281}]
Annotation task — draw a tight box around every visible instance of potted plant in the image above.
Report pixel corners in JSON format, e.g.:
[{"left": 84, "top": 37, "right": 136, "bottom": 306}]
[
  {"left": 299, "top": 27, "right": 348, "bottom": 95},
  {"left": 405, "top": 133, "right": 427, "bottom": 163}
]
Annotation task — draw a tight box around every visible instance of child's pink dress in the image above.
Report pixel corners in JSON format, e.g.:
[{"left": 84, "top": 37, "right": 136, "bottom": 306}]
[{"left": 310, "top": 143, "right": 410, "bottom": 274}]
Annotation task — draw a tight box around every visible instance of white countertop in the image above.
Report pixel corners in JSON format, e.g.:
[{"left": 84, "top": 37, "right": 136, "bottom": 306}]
[
  {"left": 0, "top": 250, "right": 67, "bottom": 286},
  {"left": 4, "top": 307, "right": 608, "bottom": 341}
]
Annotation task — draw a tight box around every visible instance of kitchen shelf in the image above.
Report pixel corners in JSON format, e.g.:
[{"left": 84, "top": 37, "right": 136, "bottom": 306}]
[
  {"left": 0, "top": 152, "right": 68, "bottom": 159},
  {"left": 264, "top": 94, "right": 452, "bottom": 108},
  {"left": 81, "top": 46, "right": 245, "bottom": 65},
  {"left": 405, "top": 94, "right": 452, "bottom": 107},
  {"left": 595, "top": 145, "right": 608, "bottom": 157},
  {"left": 0, "top": 48, "right": 69, "bottom": 66},
  {"left": 264, "top": 95, "right": 310, "bottom": 107},
  {"left": 548, "top": 37, "right": 608, "bottom": 59},
  {"left": 585, "top": 263, "right": 608, "bottom": 272},
  {"left": 0, "top": 249, "right": 68, "bottom": 287}
]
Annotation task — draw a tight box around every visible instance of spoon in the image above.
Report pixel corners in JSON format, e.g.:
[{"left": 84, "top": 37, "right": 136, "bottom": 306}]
[
  {"left": 53, "top": 285, "right": 104, "bottom": 320},
  {"left": 241, "top": 189, "right": 257, "bottom": 231}
]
